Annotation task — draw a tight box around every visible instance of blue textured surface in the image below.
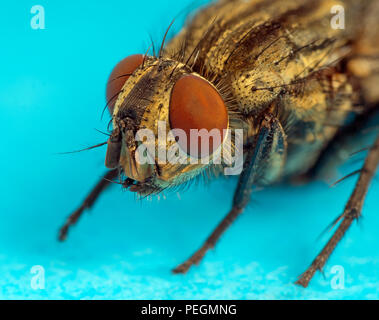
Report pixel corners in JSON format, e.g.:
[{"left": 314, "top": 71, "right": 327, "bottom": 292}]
[{"left": 1, "top": 0, "right": 379, "bottom": 300}]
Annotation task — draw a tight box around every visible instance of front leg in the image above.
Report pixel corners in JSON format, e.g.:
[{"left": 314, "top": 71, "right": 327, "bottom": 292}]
[
  {"left": 59, "top": 169, "right": 122, "bottom": 241},
  {"left": 173, "top": 114, "right": 286, "bottom": 273}
]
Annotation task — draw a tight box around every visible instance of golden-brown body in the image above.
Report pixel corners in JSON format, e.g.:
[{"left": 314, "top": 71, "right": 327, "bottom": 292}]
[{"left": 164, "top": 0, "right": 379, "bottom": 184}]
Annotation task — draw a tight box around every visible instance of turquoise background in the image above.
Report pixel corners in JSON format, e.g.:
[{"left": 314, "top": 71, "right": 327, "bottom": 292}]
[{"left": 1, "top": 0, "right": 378, "bottom": 299}]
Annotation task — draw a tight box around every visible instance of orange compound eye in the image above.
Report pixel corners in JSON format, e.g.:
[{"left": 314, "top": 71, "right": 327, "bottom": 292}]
[
  {"left": 106, "top": 54, "right": 144, "bottom": 114},
  {"left": 169, "top": 75, "right": 228, "bottom": 158}
]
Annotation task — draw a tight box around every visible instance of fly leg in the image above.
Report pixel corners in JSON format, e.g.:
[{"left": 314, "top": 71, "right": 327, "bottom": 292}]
[
  {"left": 173, "top": 114, "right": 287, "bottom": 274},
  {"left": 172, "top": 206, "right": 244, "bottom": 274},
  {"left": 59, "top": 169, "right": 120, "bottom": 241},
  {"left": 296, "top": 134, "right": 379, "bottom": 287}
]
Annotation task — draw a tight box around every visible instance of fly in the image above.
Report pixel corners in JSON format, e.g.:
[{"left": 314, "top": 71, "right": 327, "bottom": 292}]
[{"left": 59, "top": 0, "right": 379, "bottom": 287}]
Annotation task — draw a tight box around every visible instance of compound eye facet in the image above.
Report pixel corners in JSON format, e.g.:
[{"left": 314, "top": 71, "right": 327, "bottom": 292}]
[
  {"left": 169, "top": 74, "right": 228, "bottom": 157},
  {"left": 106, "top": 54, "right": 144, "bottom": 114}
]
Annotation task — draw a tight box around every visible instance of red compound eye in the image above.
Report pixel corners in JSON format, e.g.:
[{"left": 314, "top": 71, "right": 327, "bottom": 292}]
[
  {"left": 169, "top": 75, "right": 228, "bottom": 157},
  {"left": 106, "top": 54, "right": 144, "bottom": 114}
]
